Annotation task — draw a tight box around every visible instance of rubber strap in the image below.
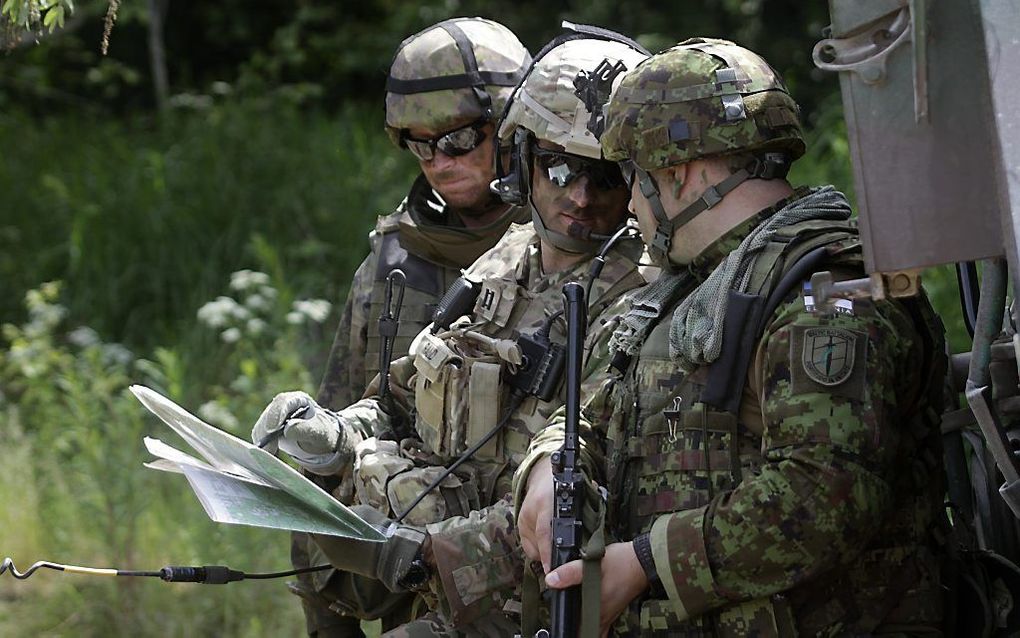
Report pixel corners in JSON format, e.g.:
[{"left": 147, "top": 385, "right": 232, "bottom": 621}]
[{"left": 579, "top": 497, "right": 607, "bottom": 638}]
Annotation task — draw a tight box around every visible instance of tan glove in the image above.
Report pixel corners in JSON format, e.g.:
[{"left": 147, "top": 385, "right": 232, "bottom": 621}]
[
  {"left": 312, "top": 504, "right": 429, "bottom": 593},
  {"left": 250, "top": 391, "right": 347, "bottom": 475}
]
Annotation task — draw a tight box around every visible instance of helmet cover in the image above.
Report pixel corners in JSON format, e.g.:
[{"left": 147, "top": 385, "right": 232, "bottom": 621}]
[
  {"left": 385, "top": 17, "right": 531, "bottom": 146},
  {"left": 499, "top": 38, "right": 649, "bottom": 159},
  {"left": 601, "top": 38, "right": 805, "bottom": 170}
]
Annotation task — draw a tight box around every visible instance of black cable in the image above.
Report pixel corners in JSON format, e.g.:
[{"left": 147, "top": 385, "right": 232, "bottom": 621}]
[
  {"left": 1, "top": 556, "right": 329, "bottom": 583},
  {"left": 395, "top": 390, "right": 528, "bottom": 524},
  {"left": 956, "top": 261, "right": 980, "bottom": 339},
  {"left": 584, "top": 224, "right": 642, "bottom": 303},
  {"left": 241, "top": 565, "right": 330, "bottom": 580}
]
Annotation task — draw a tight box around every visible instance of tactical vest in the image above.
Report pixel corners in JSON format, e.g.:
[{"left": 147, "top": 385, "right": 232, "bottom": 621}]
[
  {"left": 360, "top": 229, "right": 646, "bottom": 525},
  {"left": 363, "top": 220, "right": 462, "bottom": 386},
  {"left": 606, "top": 220, "right": 946, "bottom": 636},
  {"left": 362, "top": 173, "right": 527, "bottom": 390}
]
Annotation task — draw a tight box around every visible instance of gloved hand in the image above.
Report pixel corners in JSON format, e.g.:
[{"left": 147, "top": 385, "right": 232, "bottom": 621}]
[
  {"left": 251, "top": 391, "right": 346, "bottom": 475},
  {"left": 313, "top": 504, "right": 429, "bottom": 593}
]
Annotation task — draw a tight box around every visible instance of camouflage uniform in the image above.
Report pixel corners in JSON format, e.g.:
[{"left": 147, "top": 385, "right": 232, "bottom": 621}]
[
  {"left": 292, "top": 176, "right": 528, "bottom": 635},
  {"left": 329, "top": 222, "right": 647, "bottom": 633},
  {"left": 513, "top": 39, "right": 948, "bottom": 636},
  {"left": 519, "top": 196, "right": 947, "bottom": 635},
  {"left": 291, "top": 16, "right": 531, "bottom": 636}
]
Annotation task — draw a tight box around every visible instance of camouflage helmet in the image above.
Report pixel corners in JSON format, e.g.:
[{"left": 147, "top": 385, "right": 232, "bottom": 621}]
[
  {"left": 385, "top": 18, "right": 531, "bottom": 146},
  {"left": 491, "top": 29, "right": 648, "bottom": 255},
  {"left": 602, "top": 38, "right": 805, "bottom": 170},
  {"left": 498, "top": 38, "right": 649, "bottom": 159}
]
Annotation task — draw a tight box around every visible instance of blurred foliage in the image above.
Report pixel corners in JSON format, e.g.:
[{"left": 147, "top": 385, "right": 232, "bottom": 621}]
[
  {"left": 0, "top": 281, "right": 308, "bottom": 636},
  {"left": 0, "top": 2, "right": 976, "bottom": 634},
  {"left": 0, "top": 1, "right": 838, "bottom": 121},
  {"left": 0, "top": 99, "right": 417, "bottom": 355}
]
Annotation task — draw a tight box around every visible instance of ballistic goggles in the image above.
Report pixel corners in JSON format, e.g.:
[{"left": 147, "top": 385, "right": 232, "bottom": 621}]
[
  {"left": 402, "top": 119, "right": 488, "bottom": 162},
  {"left": 533, "top": 148, "right": 627, "bottom": 191}
]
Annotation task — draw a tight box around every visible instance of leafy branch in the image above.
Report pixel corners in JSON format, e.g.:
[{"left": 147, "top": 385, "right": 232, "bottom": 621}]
[{"left": 1, "top": 0, "right": 120, "bottom": 52}]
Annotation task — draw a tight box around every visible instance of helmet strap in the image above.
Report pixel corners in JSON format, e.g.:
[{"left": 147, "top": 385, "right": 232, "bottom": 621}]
[
  {"left": 638, "top": 153, "right": 791, "bottom": 268},
  {"left": 439, "top": 21, "right": 493, "bottom": 120}
]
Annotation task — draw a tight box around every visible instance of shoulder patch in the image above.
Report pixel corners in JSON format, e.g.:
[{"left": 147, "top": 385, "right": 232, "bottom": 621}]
[
  {"left": 789, "top": 326, "right": 867, "bottom": 400},
  {"left": 802, "top": 328, "right": 856, "bottom": 385}
]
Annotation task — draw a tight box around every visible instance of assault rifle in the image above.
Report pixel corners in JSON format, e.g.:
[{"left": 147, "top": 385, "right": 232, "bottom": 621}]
[{"left": 540, "top": 282, "right": 587, "bottom": 638}]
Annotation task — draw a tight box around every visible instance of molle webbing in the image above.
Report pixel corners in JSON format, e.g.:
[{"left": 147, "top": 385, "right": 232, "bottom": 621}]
[{"left": 365, "top": 231, "right": 456, "bottom": 381}]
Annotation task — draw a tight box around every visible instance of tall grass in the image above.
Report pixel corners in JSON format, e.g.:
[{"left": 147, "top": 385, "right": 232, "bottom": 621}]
[
  {"left": 0, "top": 95, "right": 971, "bottom": 637},
  {"left": 0, "top": 99, "right": 418, "bottom": 353},
  {"left": 0, "top": 100, "right": 418, "bottom": 636}
]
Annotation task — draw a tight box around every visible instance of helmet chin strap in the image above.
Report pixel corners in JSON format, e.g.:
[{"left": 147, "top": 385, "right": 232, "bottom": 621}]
[
  {"left": 635, "top": 154, "right": 790, "bottom": 269},
  {"left": 529, "top": 206, "right": 615, "bottom": 256}
]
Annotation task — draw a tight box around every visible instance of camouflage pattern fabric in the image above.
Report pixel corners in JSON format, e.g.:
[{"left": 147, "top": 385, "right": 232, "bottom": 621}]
[
  {"left": 378, "top": 609, "right": 518, "bottom": 638},
  {"left": 385, "top": 18, "right": 530, "bottom": 146},
  {"left": 323, "top": 223, "right": 647, "bottom": 632},
  {"left": 601, "top": 38, "right": 805, "bottom": 171},
  {"left": 517, "top": 194, "right": 948, "bottom": 636},
  {"left": 292, "top": 175, "right": 522, "bottom": 637}
]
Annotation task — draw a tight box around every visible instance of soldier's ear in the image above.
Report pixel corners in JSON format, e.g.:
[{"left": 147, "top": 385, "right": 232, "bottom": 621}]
[{"left": 658, "top": 164, "right": 688, "bottom": 204}]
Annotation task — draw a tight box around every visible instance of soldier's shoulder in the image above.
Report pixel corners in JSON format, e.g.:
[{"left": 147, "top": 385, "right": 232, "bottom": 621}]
[
  {"left": 464, "top": 223, "right": 536, "bottom": 281},
  {"left": 373, "top": 207, "right": 407, "bottom": 236}
]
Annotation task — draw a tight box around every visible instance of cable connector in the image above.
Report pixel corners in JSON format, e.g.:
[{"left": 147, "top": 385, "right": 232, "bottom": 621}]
[{"left": 159, "top": 565, "right": 245, "bottom": 584}]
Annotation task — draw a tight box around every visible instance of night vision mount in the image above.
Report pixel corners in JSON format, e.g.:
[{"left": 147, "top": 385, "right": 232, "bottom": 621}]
[{"left": 573, "top": 57, "right": 628, "bottom": 138}]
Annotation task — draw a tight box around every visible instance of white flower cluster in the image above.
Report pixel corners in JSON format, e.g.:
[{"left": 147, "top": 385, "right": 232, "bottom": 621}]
[
  {"left": 229, "top": 269, "right": 271, "bottom": 292},
  {"left": 287, "top": 299, "right": 332, "bottom": 325},
  {"left": 197, "top": 270, "right": 283, "bottom": 343}
]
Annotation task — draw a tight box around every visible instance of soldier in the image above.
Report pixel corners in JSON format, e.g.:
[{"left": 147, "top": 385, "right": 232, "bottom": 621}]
[
  {"left": 251, "top": 31, "right": 651, "bottom": 635},
  {"left": 514, "top": 39, "right": 949, "bottom": 635},
  {"left": 289, "top": 18, "right": 531, "bottom": 638}
]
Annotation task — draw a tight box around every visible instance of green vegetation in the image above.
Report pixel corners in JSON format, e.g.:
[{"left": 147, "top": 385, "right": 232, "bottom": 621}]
[
  {"left": 0, "top": 96, "right": 970, "bottom": 635},
  {"left": 0, "top": 100, "right": 416, "bottom": 636},
  {"left": 0, "top": 2, "right": 971, "bottom": 633}
]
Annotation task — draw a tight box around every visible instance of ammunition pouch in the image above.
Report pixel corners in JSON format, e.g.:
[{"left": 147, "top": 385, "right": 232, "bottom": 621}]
[
  {"left": 353, "top": 437, "right": 482, "bottom": 527},
  {"left": 410, "top": 327, "right": 523, "bottom": 462}
]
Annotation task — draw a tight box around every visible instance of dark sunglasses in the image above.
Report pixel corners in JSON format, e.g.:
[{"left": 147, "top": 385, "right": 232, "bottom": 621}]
[
  {"left": 532, "top": 147, "right": 627, "bottom": 191},
  {"left": 402, "top": 119, "right": 488, "bottom": 162}
]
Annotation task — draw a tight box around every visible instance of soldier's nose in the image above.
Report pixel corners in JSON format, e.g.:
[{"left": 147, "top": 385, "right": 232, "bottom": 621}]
[{"left": 567, "top": 175, "right": 593, "bottom": 208}]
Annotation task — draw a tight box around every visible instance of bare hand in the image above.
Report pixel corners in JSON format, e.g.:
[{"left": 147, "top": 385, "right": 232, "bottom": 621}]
[
  {"left": 544, "top": 540, "right": 649, "bottom": 637},
  {"left": 517, "top": 456, "right": 554, "bottom": 573}
]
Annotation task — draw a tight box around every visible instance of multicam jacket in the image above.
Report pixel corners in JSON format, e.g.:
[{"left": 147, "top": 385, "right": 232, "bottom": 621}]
[
  {"left": 516, "top": 191, "right": 947, "bottom": 636},
  {"left": 296, "top": 174, "right": 525, "bottom": 635},
  {"left": 331, "top": 223, "right": 647, "bottom": 629}
]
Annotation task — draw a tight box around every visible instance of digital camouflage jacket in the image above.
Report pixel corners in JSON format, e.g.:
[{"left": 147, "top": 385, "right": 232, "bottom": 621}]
[
  {"left": 515, "top": 190, "right": 948, "bottom": 636},
  {"left": 328, "top": 223, "right": 647, "bottom": 633}
]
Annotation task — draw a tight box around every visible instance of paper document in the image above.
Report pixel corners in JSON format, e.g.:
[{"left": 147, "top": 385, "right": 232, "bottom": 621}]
[{"left": 131, "top": 385, "right": 384, "bottom": 541}]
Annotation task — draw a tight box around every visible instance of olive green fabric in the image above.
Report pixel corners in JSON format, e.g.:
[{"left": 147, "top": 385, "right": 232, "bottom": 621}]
[
  {"left": 296, "top": 177, "right": 525, "bottom": 636},
  {"left": 515, "top": 192, "right": 948, "bottom": 635}
]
